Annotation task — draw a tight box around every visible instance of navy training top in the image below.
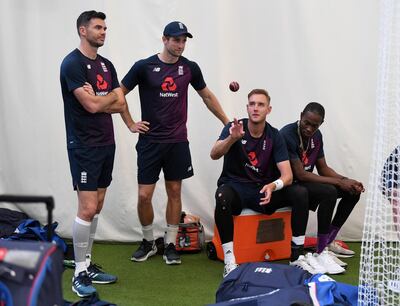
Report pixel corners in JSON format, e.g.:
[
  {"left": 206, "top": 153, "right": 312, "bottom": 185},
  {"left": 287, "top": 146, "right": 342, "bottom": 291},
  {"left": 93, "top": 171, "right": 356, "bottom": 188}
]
[
  {"left": 121, "top": 54, "right": 206, "bottom": 143},
  {"left": 217, "top": 119, "right": 289, "bottom": 186},
  {"left": 60, "top": 49, "right": 119, "bottom": 149},
  {"left": 280, "top": 121, "right": 324, "bottom": 173}
]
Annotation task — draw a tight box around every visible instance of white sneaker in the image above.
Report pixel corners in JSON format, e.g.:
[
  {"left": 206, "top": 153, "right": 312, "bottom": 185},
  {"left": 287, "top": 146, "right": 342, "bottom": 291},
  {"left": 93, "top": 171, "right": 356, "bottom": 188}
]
[
  {"left": 328, "top": 241, "right": 355, "bottom": 258},
  {"left": 223, "top": 263, "right": 239, "bottom": 278},
  {"left": 388, "top": 280, "right": 400, "bottom": 293},
  {"left": 305, "top": 253, "right": 326, "bottom": 274},
  {"left": 290, "top": 255, "right": 316, "bottom": 274},
  {"left": 388, "top": 267, "right": 400, "bottom": 292},
  {"left": 315, "top": 251, "right": 345, "bottom": 275},
  {"left": 327, "top": 250, "right": 347, "bottom": 267}
]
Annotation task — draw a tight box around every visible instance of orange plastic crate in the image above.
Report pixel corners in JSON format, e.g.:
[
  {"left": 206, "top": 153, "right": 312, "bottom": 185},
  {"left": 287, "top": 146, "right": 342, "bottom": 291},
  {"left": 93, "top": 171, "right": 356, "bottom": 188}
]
[{"left": 211, "top": 208, "right": 292, "bottom": 263}]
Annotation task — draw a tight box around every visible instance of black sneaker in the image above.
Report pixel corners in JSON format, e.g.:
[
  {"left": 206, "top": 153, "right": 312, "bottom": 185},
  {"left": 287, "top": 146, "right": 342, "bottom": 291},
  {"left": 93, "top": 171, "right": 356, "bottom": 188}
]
[
  {"left": 131, "top": 239, "right": 157, "bottom": 262},
  {"left": 163, "top": 243, "right": 181, "bottom": 265}
]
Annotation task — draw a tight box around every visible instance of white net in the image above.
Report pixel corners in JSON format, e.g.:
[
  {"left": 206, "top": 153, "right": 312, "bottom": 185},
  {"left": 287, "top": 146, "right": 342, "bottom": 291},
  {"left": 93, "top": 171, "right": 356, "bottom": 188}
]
[{"left": 358, "top": 0, "right": 400, "bottom": 305}]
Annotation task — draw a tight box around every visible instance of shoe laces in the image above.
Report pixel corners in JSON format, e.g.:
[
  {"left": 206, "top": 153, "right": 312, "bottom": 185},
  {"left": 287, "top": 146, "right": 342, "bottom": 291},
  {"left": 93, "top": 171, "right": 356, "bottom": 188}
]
[
  {"left": 306, "top": 253, "right": 324, "bottom": 269},
  {"left": 76, "top": 272, "right": 92, "bottom": 286},
  {"left": 165, "top": 243, "right": 178, "bottom": 254},
  {"left": 291, "top": 256, "right": 314, "bottom": 272},
  {"left": 139, "top": 239, "right": 152, "bottom": 251},
  {"left": 318, "top": 252, "right": 337, "bottom": 266},
  {"left": 88, "top": 263, "right": 103, "bottom": 274}
]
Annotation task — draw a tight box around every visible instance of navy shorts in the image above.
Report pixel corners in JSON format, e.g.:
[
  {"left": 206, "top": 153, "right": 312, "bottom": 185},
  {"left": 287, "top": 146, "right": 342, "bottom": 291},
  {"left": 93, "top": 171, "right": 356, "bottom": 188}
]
[
  {"left": 67, "top": 144, "right": 115, "bottom": 191},
  {"left": 136, "top": 138, "right": 193, "bottom": 184},
  {"left": 221, "top": 181, "right": 288, "bottom": 214}
]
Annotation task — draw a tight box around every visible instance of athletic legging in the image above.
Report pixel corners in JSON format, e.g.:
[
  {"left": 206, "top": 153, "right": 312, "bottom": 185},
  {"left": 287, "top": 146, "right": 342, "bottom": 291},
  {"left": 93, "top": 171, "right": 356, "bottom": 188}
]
[
  {"left": 214, "top": 184, "right": 309, "bottom": 244},
  {"left": 299, "top": 182, "right": 360, "bottom": 231}
]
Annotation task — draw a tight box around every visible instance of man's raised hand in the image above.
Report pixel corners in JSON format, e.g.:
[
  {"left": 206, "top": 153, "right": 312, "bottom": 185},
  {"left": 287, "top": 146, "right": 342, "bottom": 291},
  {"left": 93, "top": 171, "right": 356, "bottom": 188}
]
[{"left": 229, "top": 118, "right": 245, "bottom": 140}]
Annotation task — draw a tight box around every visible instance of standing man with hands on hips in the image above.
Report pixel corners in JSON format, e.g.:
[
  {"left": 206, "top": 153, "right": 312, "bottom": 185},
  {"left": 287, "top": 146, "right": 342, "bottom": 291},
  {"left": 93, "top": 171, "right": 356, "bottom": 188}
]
[{"left": 120, "top": 21, "right": 229, "bottom": 265}]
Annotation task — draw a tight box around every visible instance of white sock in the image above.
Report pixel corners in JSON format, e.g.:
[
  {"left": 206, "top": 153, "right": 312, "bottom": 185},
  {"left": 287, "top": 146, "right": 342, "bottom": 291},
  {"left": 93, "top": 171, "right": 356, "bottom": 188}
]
[
  {"left": 74, "top": 261, "right": 87, "bottom": 277},
  {"left": 165, "top": 224, "right": 179, "bottom": 245},
  {"left": 73, "top": 216, "right": 91, "bottom": 276},
  {"left": 292, "top": 235, "right": 305, "bottom": 246},
  {"left": 86, "top": 214, "right": 98, "bottom": 266},
  {"left": 142, "top": 224, "right": 154, "bottom": 242},
  {"left": 222, "top": 241, "right": 236, "bottom": 265}
]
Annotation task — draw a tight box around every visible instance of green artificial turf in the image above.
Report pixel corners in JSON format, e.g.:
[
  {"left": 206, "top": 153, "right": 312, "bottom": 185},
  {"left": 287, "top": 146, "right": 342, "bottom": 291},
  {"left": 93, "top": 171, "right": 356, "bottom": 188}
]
[{"left": 62, "top": 242, "right": 361, "bottom": 306}]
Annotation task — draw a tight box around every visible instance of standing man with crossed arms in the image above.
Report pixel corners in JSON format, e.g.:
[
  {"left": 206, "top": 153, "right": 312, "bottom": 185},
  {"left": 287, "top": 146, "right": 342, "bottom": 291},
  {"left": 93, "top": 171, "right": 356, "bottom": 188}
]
[
  {"left": 60, "top": 10, "right": 126, "bottom": 297},
  {"left": 120, "top": 21, "right": 229, "bottom": 265}
]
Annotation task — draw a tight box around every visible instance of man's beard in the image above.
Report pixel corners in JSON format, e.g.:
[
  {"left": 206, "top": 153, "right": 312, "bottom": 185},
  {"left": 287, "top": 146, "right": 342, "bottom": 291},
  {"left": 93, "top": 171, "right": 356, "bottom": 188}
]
[{"left": 88, "top": 38, "right": 104, "bottom": 48}]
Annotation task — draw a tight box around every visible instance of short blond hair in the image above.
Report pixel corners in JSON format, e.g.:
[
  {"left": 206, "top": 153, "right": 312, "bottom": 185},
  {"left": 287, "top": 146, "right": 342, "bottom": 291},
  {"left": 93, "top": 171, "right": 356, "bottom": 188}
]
[{"left": 247, "top": 89, "right": 271, "bottom": 103}]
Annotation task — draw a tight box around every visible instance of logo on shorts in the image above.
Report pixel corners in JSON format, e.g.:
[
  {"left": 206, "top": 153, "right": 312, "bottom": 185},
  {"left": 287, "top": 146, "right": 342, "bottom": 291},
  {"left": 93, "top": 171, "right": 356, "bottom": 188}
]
[
  {"left": 80, "top": 172, "right": 87, "bottom": 184},
  {"left": 187, "top": 166, "right": 192, "bottom": 172}
]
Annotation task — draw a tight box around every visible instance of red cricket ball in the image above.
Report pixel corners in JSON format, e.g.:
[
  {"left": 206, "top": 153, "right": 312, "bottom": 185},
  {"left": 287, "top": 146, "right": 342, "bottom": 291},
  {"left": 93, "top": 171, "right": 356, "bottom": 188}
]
[{"left": 229, "top": 81, "right": 240, "bottom": 92}]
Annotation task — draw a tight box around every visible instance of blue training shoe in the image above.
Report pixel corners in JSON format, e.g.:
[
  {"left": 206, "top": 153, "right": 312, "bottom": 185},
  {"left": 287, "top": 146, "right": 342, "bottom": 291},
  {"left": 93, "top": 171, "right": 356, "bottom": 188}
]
[
  {"left": 87, "top": 263, "right": 118, "bottom": 284},
  {"left": 72, "top": 271, "right": 96, "bottom": 297}
]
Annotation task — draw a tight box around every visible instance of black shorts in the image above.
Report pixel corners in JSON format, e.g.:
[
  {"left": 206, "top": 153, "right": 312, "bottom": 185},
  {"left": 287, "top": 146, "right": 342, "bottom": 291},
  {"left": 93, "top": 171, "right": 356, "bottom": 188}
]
[
  {"left": 136, "top": 138, "right": 193, "bottom": 184},
  {"left": 67, "top": 144, "right": 115, "bottom": 191}
]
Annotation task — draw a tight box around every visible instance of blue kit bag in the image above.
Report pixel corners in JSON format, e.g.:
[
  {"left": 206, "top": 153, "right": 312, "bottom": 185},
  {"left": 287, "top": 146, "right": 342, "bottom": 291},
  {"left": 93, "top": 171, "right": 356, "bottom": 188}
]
[
  {"left": 0, "top": 195, "right": 63, "bottom": 306},
  {"left": 0, "top": 240, "right": 64, "bottom": 306},
  {"left": 215, "top": 262, "right": 311, "bottom": 303}
]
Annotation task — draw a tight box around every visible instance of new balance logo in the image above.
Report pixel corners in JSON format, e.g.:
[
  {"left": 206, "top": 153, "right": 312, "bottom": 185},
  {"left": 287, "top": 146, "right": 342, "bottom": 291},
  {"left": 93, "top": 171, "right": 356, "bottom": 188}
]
[
  {"left": 241, "top": 139, "right": 247, "bottom": 145},
  {"left": 187, "top": 166, "right": 192, "bottom": 172},
  {"left": 153, "top": 67, "right": 160, "bottom": 72},
  {"left": 80, "top": 172, "right": 87, "bottom": 184},
  {"left": 254, "top": 267, "right": 272, "bottom": 274}
]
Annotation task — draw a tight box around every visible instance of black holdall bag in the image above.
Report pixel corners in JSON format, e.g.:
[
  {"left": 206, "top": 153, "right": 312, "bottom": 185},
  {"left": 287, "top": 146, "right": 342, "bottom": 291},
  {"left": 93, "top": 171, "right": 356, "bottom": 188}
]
[{"left": 0, "top": 195, "right": 64, "bottom": 306}]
